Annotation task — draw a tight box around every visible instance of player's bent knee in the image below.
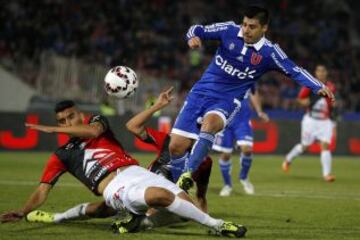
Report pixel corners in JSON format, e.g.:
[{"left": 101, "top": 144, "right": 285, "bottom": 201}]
[
  {"left": 241, "top": 145, "right": 252, "bottom": 156},
  {"left": 144, "top": 187, "right": 175, "bottom": 207},
  {"left": 201, "top": 114, "right": 224, "bottom": 133},
  {"left": 220, "top": 153, "right": 231, "bottom": 161},
  {"left": 242, "top": 149, "right": 252, "bottom": 156}
]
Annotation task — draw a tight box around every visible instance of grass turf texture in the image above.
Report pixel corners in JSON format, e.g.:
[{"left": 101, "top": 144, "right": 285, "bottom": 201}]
[{"left": 0, "top": 152, "right": 359, "bottom": 240}]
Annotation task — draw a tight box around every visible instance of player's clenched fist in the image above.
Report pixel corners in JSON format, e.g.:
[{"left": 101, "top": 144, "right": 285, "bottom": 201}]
[{"left": 188, "top": 37, "right": 202, "bottom": 49}]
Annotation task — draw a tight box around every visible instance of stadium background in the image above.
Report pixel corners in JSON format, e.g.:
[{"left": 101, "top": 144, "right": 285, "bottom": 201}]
[{"left": 0, "top": 0, "right": 359, "bottom": 154}]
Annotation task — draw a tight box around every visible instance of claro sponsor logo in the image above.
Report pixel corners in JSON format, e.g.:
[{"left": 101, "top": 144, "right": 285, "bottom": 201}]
[{"left": 215, "top": 55, "right": 256, "bottom": 79}]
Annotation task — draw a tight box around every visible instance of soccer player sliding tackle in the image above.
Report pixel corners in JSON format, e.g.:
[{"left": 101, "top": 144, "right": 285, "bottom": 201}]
[
  {"left": 171, "top": 6, "right": 335, "bottom": 191},
  {"left": 24, "top": 87, "right": 213, "bottom": 232},
  {"left": 0, "top": 91, "right": 244, "bottom": 237}
]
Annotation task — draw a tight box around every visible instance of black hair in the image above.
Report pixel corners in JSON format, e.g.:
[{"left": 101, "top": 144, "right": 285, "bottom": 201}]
[
  {"left": 54, "top": 100, "right": 75, "bottom": 113},
  {"left": 315, "top": 62, "right": 328, "bottom": 69},
  {"left": 243, "top": 6, "right": 269, "bottom": 25}
]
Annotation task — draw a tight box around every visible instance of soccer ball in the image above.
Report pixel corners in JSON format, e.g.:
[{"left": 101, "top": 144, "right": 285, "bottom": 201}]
[{"left": 104, "top": 66, "right": 138, "bottom": 99}]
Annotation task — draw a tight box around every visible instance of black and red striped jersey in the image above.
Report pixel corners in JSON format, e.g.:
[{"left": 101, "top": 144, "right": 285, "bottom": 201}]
[
  {"left": 298, "top": 81, "right": 336, "bottom": 119},
  {"left": 40, "top": 115, "right": 139, "bottom": 195}
]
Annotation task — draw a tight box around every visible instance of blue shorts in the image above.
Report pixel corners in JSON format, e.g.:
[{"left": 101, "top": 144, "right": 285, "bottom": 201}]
[
  {"left": 213, "top": 100, "right": 253, "bottom": 153},
  {"left": 171, "top": 92, "right": 241, "bottom": 139}
]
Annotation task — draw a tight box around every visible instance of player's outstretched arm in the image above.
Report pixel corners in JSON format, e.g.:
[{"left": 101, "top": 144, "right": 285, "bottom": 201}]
[
  {"left": 186, "top": 21, "right": 235, "bottom": 49},
  {"left": 25, "top": 121, "right": 105, "bottom": 138},
  {"left": 126, "top": 87, "right": 174, "bottom": 138},
  {"left": 0, "top": 183, "right": 52, "bottom": 223},
  {"left": 269, "top": 44, "right": 335, "bottom": 103}
]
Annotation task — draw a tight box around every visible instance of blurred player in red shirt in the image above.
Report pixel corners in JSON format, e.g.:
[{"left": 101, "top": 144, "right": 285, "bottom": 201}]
[{"left": 283, "top": 64, "right": 336, "bottom": 182}]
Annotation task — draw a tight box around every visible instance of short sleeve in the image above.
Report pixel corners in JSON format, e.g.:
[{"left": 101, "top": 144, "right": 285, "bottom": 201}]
[
  {"left": 298, "top": 87, "right": 311, "bottom": 99},
  {"left": 40, "top": 154, "right": 66, "bottom": 185},
  {"left": 140, "top": 128, "right": 169, "bottom": 151}
]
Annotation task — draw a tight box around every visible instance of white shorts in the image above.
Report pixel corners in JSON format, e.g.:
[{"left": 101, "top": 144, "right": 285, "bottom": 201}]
[
  {"left": 103, "top": 165, "right": 183, "bottom": 215},
  {"left": 301, "top": 114, "right": 333, "bottom": 146}
]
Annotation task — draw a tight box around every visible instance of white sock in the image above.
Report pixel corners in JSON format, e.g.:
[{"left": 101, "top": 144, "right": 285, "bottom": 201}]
[
  {"left": 321, "top": 150, "right": 332, "bottom": 176},
  {"left": 166, "top": 196, "right": 223, "bottom": 229},
  {"left": 286, "top": 144, "right": 304, "bottom": 162},
  {"left": 53, "top": 203, "right": 89, "bottom": 223}
]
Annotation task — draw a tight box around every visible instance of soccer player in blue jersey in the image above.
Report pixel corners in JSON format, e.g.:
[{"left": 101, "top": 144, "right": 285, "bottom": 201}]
[
  {"left": 213, "top": 89, "right": 269, "bottom": 196},
  {"left": 169, "top": 6, "right": 335, "bottom": 190}
]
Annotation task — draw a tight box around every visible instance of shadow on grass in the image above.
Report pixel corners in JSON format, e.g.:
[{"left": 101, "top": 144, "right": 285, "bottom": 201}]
[
  {"left": 146, "top": 227, "right": 220, "bottom": 238},
  {"left": 3, "top": 220, "right": 217, "bottom": 238},
  {"left": 213, "top": 211, "right": 287, "bottom": 223},
  {"left": 3, "top": 221, "right": 110, "bottom": 233}
]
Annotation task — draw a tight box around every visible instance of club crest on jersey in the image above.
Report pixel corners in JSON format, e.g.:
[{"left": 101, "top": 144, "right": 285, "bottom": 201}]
[
  {"left": 228, "top": 43, "right": 235, "bottom": 50},
  {"left": 251, "top": 52, "right": 263, "bottom": 65}
]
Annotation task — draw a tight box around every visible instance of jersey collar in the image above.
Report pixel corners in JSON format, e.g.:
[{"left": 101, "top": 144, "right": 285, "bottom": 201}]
[{"left": 238, "top": 27, "right": 266, "bottom": 51}]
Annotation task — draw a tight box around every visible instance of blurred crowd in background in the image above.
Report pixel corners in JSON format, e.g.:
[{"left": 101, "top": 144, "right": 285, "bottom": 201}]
[{"left": 1, "top": 0, "right": 359, "bottom": 112}]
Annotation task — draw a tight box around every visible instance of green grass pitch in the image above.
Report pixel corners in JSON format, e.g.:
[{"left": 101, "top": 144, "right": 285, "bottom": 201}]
[{"left": 0, "top": 152, "right": 359, "bottom": 240}]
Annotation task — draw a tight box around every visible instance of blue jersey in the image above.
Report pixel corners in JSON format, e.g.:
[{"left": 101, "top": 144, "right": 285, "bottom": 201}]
[{"left": 186, "top": 21, "right": 324, "bottom": 100}]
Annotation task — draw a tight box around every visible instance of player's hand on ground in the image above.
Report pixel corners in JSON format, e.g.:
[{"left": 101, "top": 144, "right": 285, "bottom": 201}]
[
  {"left": 188, "top": 37, "right": 202, "bottom": 49},
  {"left": 25, "top": 123, "right": 55, "bottom": 133},
  {"left": 317, "top": 86, "right": 335, "bottom": 103},
  {"left": 154, "top": 86, "right": 175, "bottom": 109},
  {"left": 258, "top": 111, "right": 269, "bottom": 122},
  {"left": 0, "top": 211, "right": 24, "bottom": 223}
]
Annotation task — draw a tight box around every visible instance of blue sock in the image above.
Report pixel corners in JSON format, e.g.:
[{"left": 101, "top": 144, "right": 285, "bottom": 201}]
[
  {"left": 219, "top": 159, "right": 232, "bottom": 187},
  {"left": 188, "top": 131, "right": 215, "bottom": 172},
  {"left": 169, "top": 153, "right": 188, "bottom": 182},
  {"left": 239, "top": 153, "right": 252, "bottom": 180}
]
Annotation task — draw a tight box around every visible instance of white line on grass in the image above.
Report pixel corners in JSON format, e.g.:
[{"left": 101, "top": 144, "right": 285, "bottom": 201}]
[
  {"left": 1, "top": 180, "right": 360, "bottom": 201},
  {"left": 255, "top": 191, "right": 360, "bottom": 201},
  {"left": 257, "top": 189, "right": 360, "bottom": 198}
]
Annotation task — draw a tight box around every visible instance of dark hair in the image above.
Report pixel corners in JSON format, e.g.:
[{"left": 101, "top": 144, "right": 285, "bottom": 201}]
[
  {"left": 243, "top": 6, "right": 269, "bottom": 25},
  {"left": 54, "top": 100, "right": 75, "bottom": 113},
  {"left": 315, "top": 62, "right": 328, "bottom": 69}
]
